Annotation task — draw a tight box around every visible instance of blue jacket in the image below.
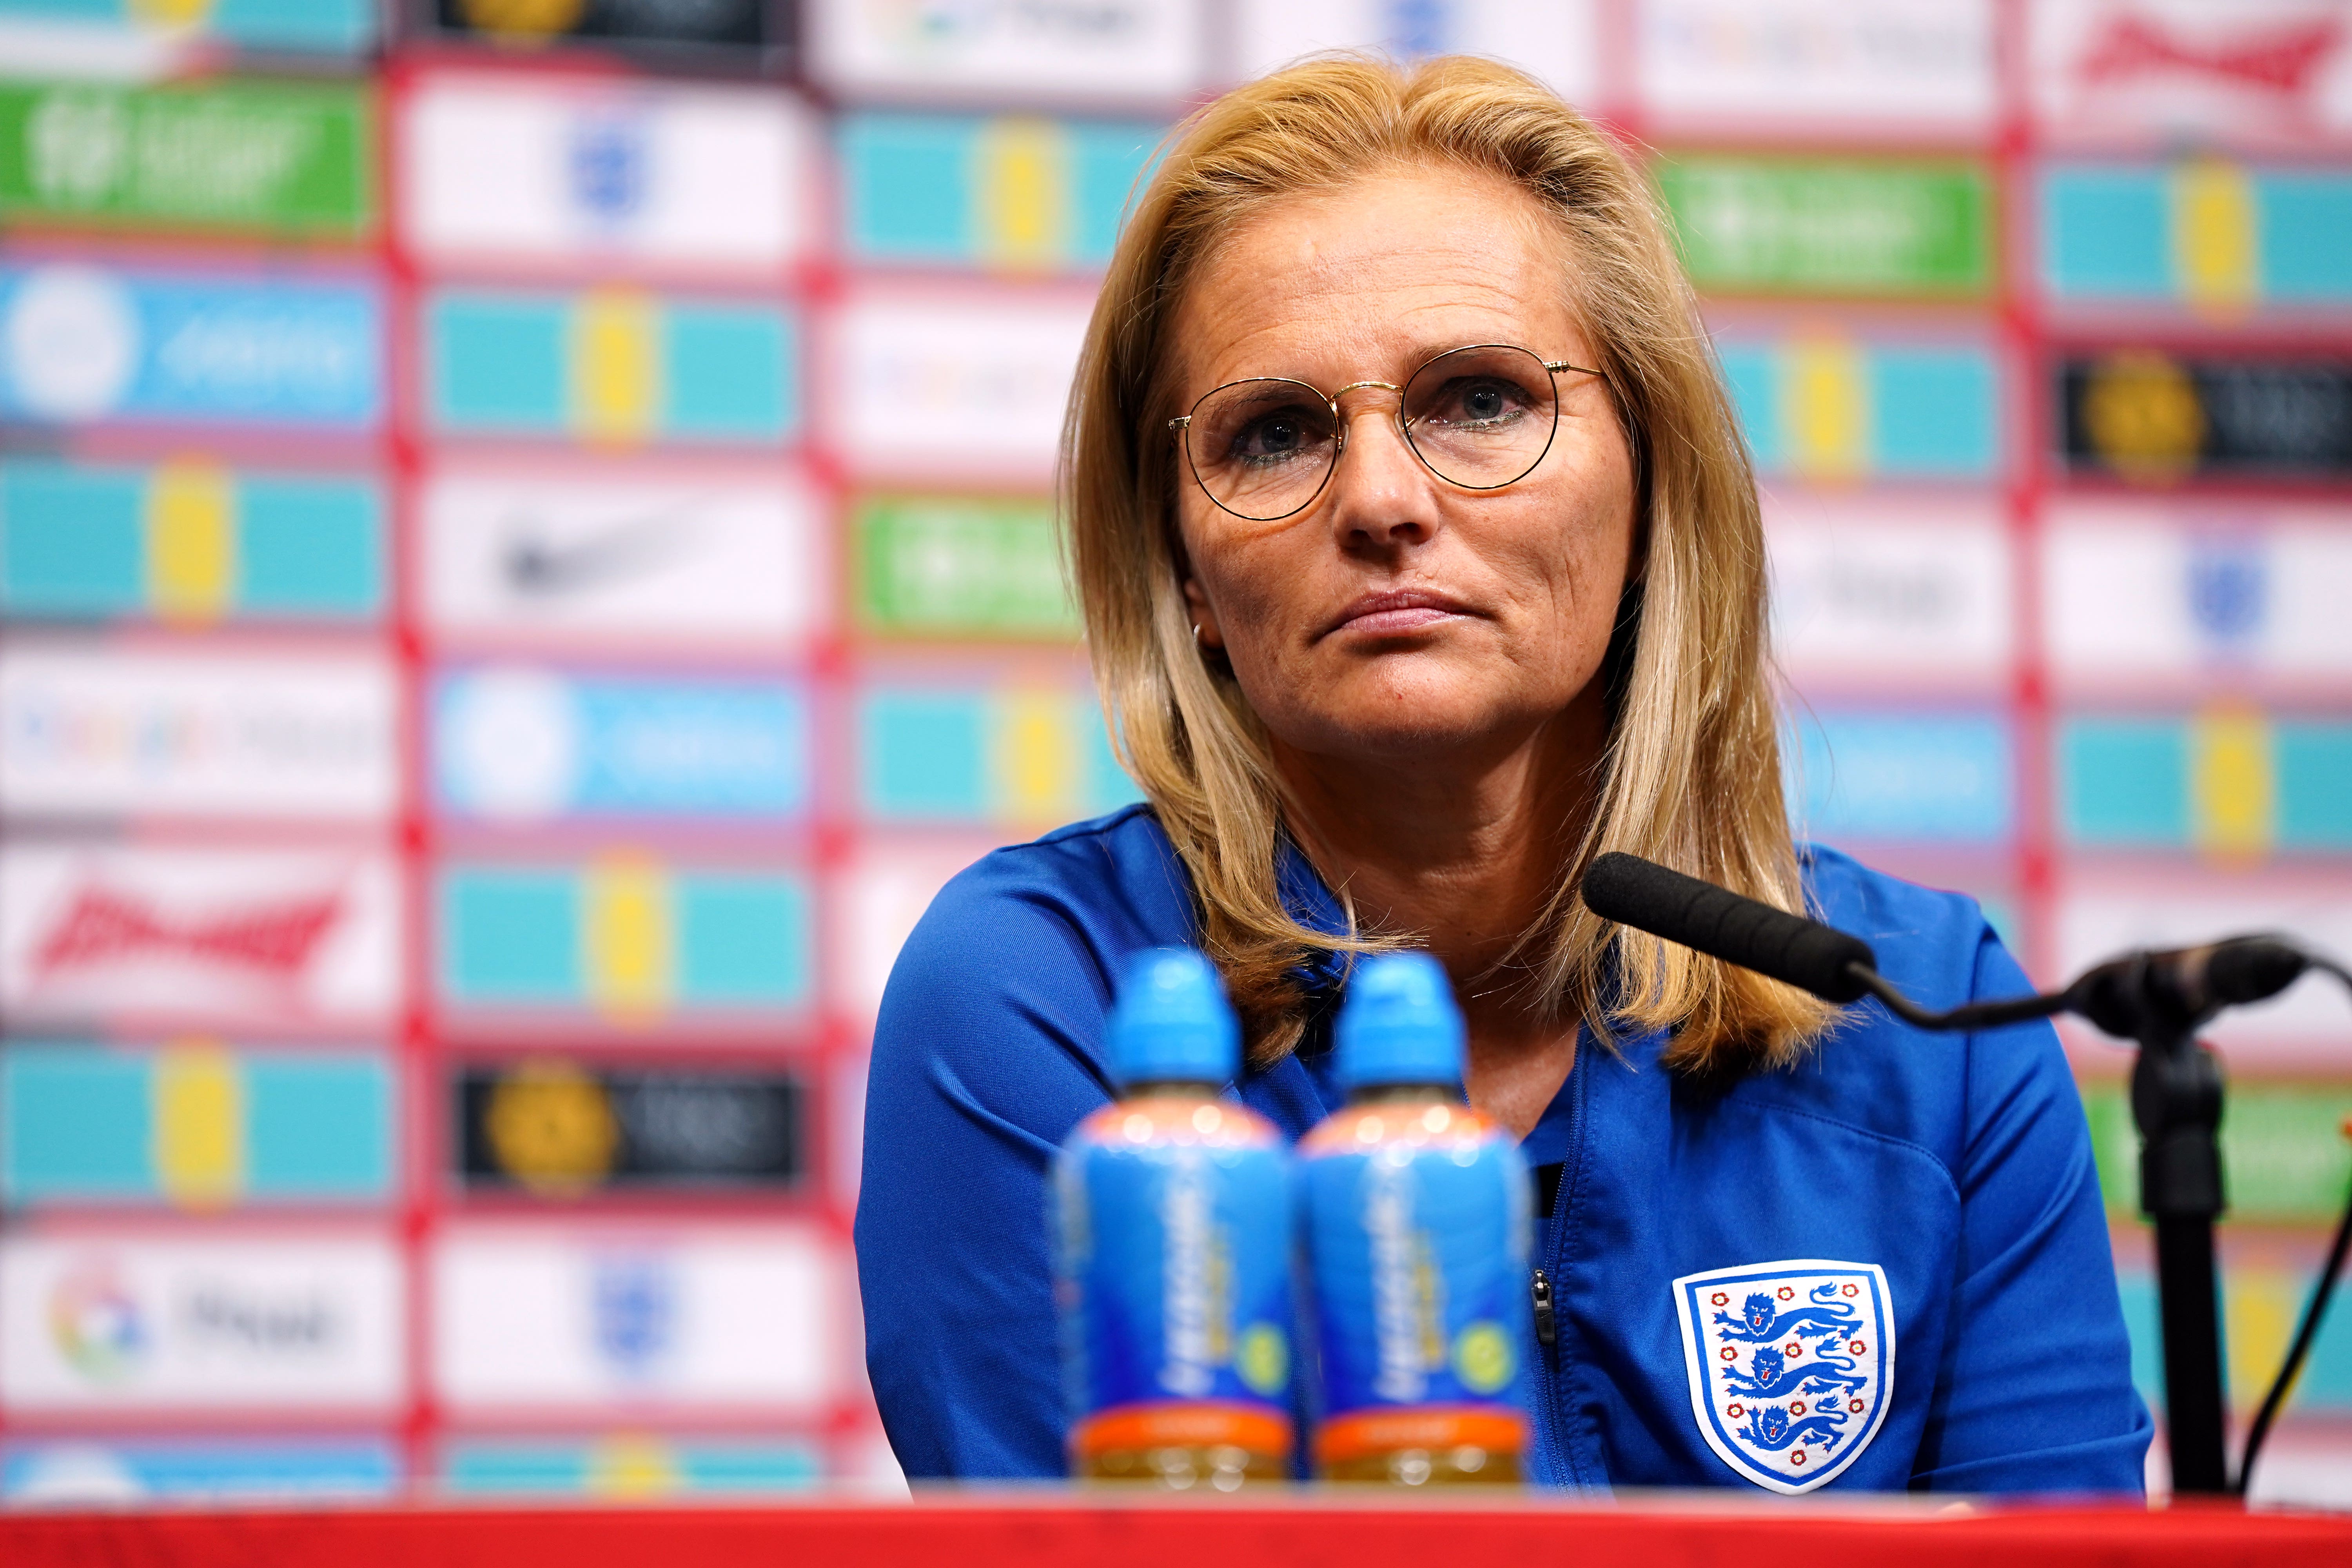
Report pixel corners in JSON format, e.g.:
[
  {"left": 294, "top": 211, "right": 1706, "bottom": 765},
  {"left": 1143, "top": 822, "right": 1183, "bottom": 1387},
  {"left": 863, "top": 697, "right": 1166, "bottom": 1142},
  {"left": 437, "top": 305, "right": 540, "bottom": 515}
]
[{"left": 856, "top": 805, "right": 2152, "bottom": 1494}]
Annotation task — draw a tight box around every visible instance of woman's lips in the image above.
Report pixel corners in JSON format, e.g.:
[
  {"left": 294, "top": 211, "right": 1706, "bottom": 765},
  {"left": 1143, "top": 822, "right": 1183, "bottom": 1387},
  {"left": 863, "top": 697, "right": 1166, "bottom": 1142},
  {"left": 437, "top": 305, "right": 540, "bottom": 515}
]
[{"left": 1326, "top": 589, "right": 1475, "bottom": 637}]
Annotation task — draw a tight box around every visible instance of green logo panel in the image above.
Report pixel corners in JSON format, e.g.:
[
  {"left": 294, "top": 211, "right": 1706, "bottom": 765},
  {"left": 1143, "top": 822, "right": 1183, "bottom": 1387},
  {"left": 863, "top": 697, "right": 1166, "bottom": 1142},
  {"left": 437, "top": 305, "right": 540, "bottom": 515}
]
[
  {"left": 1657, "top": 154, "right": 1992, "bottom": 298},
  {"left": 0, "top": 78, "right": 374, "bottom": 237},
  {"left": 855, "top": 495, "right": 1079, "bottom": 641},
  {"left": 2085, "top": 1080, "right": 2352, "bottom": 1223}
]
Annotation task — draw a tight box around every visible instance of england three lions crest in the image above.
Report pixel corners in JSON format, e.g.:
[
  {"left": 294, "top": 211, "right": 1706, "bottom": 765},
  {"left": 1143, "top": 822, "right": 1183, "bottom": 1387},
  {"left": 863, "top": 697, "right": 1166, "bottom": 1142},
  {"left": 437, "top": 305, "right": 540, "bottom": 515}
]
[{"left": 1672, "top": 1259, "right": 1894, "bottom": 1495}]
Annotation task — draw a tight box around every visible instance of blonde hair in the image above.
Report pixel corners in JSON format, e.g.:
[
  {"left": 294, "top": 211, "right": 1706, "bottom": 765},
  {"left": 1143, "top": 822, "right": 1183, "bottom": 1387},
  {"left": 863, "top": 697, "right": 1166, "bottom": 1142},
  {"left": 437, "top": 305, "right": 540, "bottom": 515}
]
[{"left": 1061, "top": 53, "right": 1832, "bottom": 1073}]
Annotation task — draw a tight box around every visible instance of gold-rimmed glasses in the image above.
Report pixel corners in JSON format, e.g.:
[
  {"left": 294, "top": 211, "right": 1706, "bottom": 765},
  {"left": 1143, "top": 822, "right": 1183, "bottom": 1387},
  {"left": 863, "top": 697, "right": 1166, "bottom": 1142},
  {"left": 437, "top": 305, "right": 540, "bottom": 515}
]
[{"left": 1168, "top": 343, "right": 1604, "bottom": 523}]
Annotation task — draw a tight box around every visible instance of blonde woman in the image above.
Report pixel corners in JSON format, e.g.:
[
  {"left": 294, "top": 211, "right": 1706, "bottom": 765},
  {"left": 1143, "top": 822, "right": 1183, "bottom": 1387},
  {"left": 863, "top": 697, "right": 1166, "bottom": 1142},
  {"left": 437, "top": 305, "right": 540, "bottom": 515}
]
[{"left": 856, "top": 56, "right": 2149, "bottom": 1493}]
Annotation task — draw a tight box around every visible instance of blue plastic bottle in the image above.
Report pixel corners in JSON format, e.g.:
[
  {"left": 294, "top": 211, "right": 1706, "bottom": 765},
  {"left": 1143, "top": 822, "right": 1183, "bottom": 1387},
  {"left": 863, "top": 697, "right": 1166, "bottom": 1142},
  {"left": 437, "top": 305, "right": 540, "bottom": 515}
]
[
  {"left": 1051, "top": 949, "right": 1294, "bottom": 1487},
  {"left": 1298, "top": 951, "right": 1534, "bottom": 1485}
]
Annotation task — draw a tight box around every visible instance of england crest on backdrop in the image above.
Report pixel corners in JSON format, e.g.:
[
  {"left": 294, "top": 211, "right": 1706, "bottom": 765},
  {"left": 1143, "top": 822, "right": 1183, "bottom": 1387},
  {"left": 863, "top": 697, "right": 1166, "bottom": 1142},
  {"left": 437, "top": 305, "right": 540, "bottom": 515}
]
[{"left": 1672, "top": 1259, "right": 1894, "bottom": 1495}]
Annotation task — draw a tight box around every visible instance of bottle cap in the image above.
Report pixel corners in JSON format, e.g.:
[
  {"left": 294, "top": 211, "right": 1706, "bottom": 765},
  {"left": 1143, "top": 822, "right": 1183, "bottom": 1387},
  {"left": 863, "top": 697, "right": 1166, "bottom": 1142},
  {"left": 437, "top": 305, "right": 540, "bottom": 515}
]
[
  {"left": 1334, "top": 951, "right": 1465, "bottom": 1089},
  {"left": 1107, "top": 947, "right": 1239, "bottom": 1087}
]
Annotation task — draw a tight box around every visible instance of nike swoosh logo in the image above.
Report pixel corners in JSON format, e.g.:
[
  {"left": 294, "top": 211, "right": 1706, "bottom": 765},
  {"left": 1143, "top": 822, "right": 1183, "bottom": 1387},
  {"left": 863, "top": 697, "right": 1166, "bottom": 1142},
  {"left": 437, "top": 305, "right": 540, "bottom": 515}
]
[{"left": 500, "top": 504, "right": 699, "bottom": 597}]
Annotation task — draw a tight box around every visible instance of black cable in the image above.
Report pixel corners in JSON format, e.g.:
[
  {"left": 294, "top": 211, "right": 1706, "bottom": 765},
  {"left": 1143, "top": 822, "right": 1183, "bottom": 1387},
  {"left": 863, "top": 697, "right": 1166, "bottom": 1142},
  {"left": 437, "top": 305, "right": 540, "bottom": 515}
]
[{"left": 2234, "top": 955, "right": 2352, "bottom": 1497}]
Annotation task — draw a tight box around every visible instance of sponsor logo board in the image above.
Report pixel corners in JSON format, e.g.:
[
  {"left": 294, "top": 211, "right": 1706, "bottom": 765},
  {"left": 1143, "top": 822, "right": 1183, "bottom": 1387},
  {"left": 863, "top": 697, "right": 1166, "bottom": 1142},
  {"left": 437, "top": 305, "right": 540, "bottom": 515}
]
[
  {"left": 852, "top": 494, "right": 1074, "bottom": 639},
  {"left": 425, "top": 0, "right": 776, "bottom": 55},
  {"left": 0, "top": 843, "right": 401, "bottom": 1028},
  {"left": 0, "top": 1234, "right": 402, "bottom": 1412},
  {"left": 1658, "top": 156, "right": 1993, "bottom": 299},
  {"left": 403, "top": 73, "right": 810, "bottom": 273},
  {"left": 1789, "top": 709, "right": 2014, "bottom": 845},
  {"left": 1232, "top": 0, "right": 1597, "bottom": 101},
  {"left": 1719, "top": 333, "right": 2001, "bottom": 481},
  {"left": 426, "top": 286, "right": 794, "bottom": 447},
  {"left": 1636, "top": 0, "right": 1997, "bottom": 132},
  {"left": 1, "top": 457, "right": 385, "bottom": 625},
  {"left": 840, "top": 111, "right": 1161, "bottom": 275},
  {"left": 0, "top": 1437, "right": 397, "bottom": 1504},
  {"left": 0, "top": 644, "right": 397, "bottom": 820},
  {"left": 2030, "top": 0, "right": 2352, "bottom": 147},
  {"left": 431, "top": 1226, "right": 835, "bottom": 1410},
  {"left": 436, "top": 855, "right": 812, "bottom": 1024},
  {"left": 2043, "top": 500, "right": 2352, "bottom": 682},
  {"left": 2058, "top": 350, "right": 2352, "bottom": 481},
  {"left": 418, "top": 466, "right": 817, "bottom": 649},
  {"left": 808, "top": 0, "right": 1207, "bottom": 103},
  {"left": 858, "top": 680, "right": 1140, "bottom": 826},
  {"left": 0, "top": 78, "right": 373, "bottom": 237},
  {"left": 433, "top": 666, "right": 809, "bottom": 822},
  {"left": 835, "top": 289, "right": 1089, "bottom": 481},
  {"left": 2042, "top": 161, "right": 2352, "bottom": 311},
  {"left": 2, "top": 1042, "right": 393, "bottom": 1209},
  {"left": 2058, "top": 709, "right": 2352, "bottom": 855},
  {"left": 456, "top": 1060, "right": 803, "bottom": 1195},
  {"left": 439, "top": 1435, "right": 822, "bottom": 1497},
  {"left": 1766, "top": 492, "right": 2012, "bottom": 686}
]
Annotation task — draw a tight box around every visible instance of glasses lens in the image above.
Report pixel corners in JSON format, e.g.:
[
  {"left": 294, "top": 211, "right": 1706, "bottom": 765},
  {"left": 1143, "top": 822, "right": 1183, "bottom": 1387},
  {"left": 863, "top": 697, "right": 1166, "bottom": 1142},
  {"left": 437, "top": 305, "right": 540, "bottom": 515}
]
[
  {"left": 1184, "top": 379, "right": 1338, "bottom": 521},
  {"left": 1401, "top": 345, "right": 1561, "bottom": 490}
]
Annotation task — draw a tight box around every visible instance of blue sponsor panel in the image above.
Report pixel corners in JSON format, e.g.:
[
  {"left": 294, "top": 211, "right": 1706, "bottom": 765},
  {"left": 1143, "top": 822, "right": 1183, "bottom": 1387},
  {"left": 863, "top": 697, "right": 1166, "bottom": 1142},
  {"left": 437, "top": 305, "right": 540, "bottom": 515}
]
[
  {"left": 841, "top": 112, "right": 1163, "bottom": 272},
  {"left": 425, "top": 288, "right": 794, "bottom": 445},
  {"left": 436, "top": 858, "right": 813, "bottom": 1019},
  {"left": 0, "top": 1437, "right": 398, "bottom": 1502},
  {"left": 0, "top": 263, "right": 380, "bottom": 428},
  {"left": 0, "top": 0, "right": 377, "bottom": 54},
  {"left": 0, "top": 1044, "right": 392, "bottom": 1206},
  {"left": 0, "top": 456, "right": 384, "bottom": 621},
  {"left": 440, "top": 1437, "right": 824, "bottom": 1497},
  {"left": 2059, "top": 715, "right": 2352, "bottom": 853},
  {"left": 1717, "top": 335, "right": 1999, "bottom": 481},
  {"left": 1789, "top": 710, "right": 2014, "bottom": 844},
  {"left": 432, "top": 668, "right": 809, "bottom": 822},
  {"left": 858, "top": 683, "right": 1140, "bottom": 826},
  {"left": 2042, "top": 163, "right": 2352, "bottom": 307}
]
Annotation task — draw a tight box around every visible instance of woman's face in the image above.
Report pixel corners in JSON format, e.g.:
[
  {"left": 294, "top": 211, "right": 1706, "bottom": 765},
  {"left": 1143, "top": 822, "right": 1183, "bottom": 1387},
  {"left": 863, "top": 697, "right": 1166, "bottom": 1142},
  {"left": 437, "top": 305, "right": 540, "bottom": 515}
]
[{"left": 1169, "top": 165, "right": 1637, "bottom": 768}]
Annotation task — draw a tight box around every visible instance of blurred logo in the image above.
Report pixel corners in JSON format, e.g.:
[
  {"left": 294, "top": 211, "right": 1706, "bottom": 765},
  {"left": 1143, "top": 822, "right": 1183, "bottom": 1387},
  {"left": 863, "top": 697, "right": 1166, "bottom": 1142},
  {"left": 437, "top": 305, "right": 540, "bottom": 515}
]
[
  {"left": 2078, "top": 15, "right": 2339, "bottom": 96},
  {"left": 181, "top": 1280, "right": 338, "bottom": 1356},
  {"left": 5, "top": 266, "right": 139, "bottom": 421},
  {"left": 26, "top": 89, "right": 130, "bottom": 209},
  {"left": 455, "top": 0, "right": 588, "bottom": 39},
  {"left": 591, "top": 1254, "right": 676, "bottom": 1377},
  {"left": 2188, "top": 536, "right": 2269, "bottom": 647},
  {"left": 569, "top": 112, "right": 649, "bottom": 226},
  {"left": 501, "top": 507, "right": 690, "bottom": 597},
  {"left": 48, "top": 1258, "right": 147, "bottom": 1382},
  {"left": 33, "top": 884, "right": 342, "bottom": 981},
  {"left": 483, "top": 1060, "right": 621, "bottom": 1194},
  {"left": 2082, "top": 351, "right": 2205, "bottom": 484}
]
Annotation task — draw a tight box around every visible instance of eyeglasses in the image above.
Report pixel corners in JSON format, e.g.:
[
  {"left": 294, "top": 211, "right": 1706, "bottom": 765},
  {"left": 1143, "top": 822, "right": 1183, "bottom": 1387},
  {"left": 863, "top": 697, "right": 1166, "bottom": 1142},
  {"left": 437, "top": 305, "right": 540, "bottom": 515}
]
[{"left": 1168, "top": 343, "right": 1603, "bottom": 523}]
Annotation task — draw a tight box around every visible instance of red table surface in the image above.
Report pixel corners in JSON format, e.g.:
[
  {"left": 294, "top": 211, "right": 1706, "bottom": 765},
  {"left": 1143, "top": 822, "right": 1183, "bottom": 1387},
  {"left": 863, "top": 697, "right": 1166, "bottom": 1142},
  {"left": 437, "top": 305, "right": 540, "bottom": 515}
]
[{"left": 0, "top": 1493, "right": 2347, "bottom": 1568}]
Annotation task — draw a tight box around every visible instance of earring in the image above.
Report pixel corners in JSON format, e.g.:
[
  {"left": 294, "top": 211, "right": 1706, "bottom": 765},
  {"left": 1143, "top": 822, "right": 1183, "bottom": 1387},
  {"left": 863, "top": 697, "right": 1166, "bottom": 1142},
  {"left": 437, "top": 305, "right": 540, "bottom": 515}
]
[{"left": 1192, "top": 623, "right": 1204, "bottom": 644}]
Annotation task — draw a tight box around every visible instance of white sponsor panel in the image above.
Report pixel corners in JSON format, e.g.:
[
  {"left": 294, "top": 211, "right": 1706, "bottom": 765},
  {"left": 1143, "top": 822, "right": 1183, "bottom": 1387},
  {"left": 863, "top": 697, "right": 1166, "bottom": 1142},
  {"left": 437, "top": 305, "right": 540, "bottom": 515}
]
[
  {"left": 433, "top": 1226, "right": 835, "bottom": 1412},
  {"left": 2057, "top": 884, "right": 2352, "bottom": 1060},
  {"left": 0, "top": 645, "right": 396, "bottom": 820},
  {"left": 1636, "top": 0, "right": 1997, "bottom": 133},
  {"left": 1232, "top": 0, "right": 1598, "bottom": 102},
  {"left": 841, "top": 841, "right": 989, "bottom": 1016},
  {"left": 836, "top": 290, "right": 1091, "bottom": 483},
  {"left": 0, "top": 843, "right": 400, "bottom": 1027},
  {"left": 402, "top": 73, "right": 812, "bottom": 273},
  {"left": 2043, "top": 500, "right": 2352, "bottom": 687},
  {"left": 1766, "top": 492, "right": 2013, "bottom": 689},
  {"left": 0, "top": 1234, "right": 403, "bottom": 1413},
  {"left": 808, "top": 0, "right": 1208, "bottom": 103},
  {"left": 419, "top": 466, "right": 821, "bottom": 650},
  {"left": 2030, "top": 0, "right": 2352, "bottom": 147}
]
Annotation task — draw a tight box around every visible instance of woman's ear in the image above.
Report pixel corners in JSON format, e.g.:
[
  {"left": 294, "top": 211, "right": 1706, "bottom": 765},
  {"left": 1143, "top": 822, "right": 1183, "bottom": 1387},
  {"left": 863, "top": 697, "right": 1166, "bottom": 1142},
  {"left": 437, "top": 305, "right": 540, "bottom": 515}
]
[{"left": 1181, "top": 575, "right": 1226, "bottom": 650}]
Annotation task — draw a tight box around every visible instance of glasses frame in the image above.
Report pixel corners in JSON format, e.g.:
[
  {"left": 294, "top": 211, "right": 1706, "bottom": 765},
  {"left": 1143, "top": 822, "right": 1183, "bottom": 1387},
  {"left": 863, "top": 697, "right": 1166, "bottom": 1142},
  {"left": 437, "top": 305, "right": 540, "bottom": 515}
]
[{"left": 1167, "top": 343, "right": 1605, "bottom": 523}]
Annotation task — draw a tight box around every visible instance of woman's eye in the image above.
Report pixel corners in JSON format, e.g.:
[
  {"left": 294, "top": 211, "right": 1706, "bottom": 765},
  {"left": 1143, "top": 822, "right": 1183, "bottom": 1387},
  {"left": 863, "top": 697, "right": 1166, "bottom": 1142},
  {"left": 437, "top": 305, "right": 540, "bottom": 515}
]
[
  {"left": 1439, "top": 378, "right": 1526, "bottom": 426},
  {"left": 1230, "top": 409, "right": 1323, "bottom": 461}
]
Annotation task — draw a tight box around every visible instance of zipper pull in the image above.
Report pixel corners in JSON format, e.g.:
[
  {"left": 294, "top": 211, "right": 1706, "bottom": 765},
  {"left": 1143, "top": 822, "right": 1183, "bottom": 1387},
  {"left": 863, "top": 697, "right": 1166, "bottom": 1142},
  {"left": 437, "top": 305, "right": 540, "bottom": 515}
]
[{"left": 1530, "top": 1267, "right": 1557, "bottom": 1348}]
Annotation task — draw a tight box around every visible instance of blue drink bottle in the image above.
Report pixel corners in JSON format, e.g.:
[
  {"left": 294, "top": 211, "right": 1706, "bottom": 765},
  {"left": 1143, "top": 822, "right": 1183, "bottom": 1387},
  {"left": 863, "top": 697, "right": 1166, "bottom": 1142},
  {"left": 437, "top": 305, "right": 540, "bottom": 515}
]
[
  {"left": 1298, "top": 952, "right": 1533, "bottom": 1484},
  {"left": 1052, "top": 949, "right": 1294, "bottom": 1487}
]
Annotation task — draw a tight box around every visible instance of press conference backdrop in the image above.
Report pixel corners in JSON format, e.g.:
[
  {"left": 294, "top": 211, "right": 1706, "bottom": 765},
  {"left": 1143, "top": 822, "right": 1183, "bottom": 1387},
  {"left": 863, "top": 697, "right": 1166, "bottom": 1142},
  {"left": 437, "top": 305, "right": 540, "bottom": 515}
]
[{"left": 0, "top": 0, "right": 2348, "bottom": 1510}]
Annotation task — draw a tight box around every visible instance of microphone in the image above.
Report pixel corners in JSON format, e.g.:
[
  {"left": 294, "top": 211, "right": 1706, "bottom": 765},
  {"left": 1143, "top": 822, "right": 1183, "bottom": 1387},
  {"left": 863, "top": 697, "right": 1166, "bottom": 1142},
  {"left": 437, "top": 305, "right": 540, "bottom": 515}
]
[
  {"left": 1579, "top": 851, "right": 1878, "bottom": 1004},
  {"left": 1580, "top": 851, "right": 2311, "bottom": 1033}
]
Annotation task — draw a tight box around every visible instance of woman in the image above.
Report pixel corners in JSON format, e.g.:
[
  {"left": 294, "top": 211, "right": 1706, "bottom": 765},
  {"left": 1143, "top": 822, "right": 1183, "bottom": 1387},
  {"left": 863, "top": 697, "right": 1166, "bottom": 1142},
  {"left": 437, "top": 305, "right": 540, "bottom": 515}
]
[{"left": 856, "top": 55, "right": 2150, "bottom": 1494}]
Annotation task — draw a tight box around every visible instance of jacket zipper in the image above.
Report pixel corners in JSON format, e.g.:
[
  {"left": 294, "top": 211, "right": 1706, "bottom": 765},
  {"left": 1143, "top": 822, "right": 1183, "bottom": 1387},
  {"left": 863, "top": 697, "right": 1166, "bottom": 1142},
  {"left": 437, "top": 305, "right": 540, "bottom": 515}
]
[{"left": 1530, "top": 1267, "right": 1557, "bottom": 1347}]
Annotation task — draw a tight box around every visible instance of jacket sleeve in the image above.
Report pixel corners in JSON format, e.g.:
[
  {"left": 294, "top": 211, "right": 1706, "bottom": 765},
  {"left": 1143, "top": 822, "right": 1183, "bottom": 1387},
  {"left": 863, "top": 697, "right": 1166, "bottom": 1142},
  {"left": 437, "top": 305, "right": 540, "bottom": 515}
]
[
  {"left": 853, "top": 866, "right": 1119, "bottom": 1480},
  {"left": 1909, "top": 929, "right": 2155, "bottom": 1493}
]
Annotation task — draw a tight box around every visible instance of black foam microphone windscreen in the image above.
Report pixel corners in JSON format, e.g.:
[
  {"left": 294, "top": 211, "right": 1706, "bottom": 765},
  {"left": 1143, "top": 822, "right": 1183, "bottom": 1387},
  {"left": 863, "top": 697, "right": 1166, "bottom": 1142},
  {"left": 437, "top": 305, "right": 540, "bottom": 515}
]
[{"left": 1580, "top": 852, "right": 1879, "bottom": 1004}]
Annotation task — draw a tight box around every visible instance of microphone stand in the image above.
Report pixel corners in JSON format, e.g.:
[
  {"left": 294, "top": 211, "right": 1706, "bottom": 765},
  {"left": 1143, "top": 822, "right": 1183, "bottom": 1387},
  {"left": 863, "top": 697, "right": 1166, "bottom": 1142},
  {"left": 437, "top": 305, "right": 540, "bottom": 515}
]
[{"left": 1844, "top": 961, "right": 2230, "bottom": 1492}]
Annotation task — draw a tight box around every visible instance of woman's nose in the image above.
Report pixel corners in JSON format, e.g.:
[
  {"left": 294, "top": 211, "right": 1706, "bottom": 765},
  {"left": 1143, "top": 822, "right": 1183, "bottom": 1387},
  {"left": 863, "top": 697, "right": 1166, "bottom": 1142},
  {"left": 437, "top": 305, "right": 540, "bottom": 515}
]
[{"left": 1327, "top": 403, "right": 1440, "bottom": 546}]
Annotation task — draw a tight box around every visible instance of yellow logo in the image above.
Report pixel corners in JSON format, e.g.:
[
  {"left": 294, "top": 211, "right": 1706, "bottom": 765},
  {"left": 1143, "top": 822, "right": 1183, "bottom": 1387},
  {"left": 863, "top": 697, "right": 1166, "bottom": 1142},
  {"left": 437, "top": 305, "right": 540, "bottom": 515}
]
[
  {"left": 455, "top": 0, "right": 585, "bottom": 39},
  {"left": 146, "top": 457, "right": 236, "bottom": 622},
  {"left": 571, "top": 289, "right": 662, "bottom": 446},
  {"left": 1236, "top": 1321, "right": 1288, "bottom": 1396},
  {"left": 1452, "top": 1320, "right": 1515, "bottom": 1395},
  {"left": 2190, "top": 706, "right": 2274, "bottom": 860},
  {"left": 153, "top": 1041, "right": 243, "bottom": 1210},
  {"left": 583, "top": 851, "right": 675, "bottom": 1023},
  {"left": 2173, "top": 158, "right": 2259, "bottom": 319},
  {"left": 2082, "top": 351, "right": 2205, "bottom": 485},
  {"left": 1782, "top": 335, "right": 1869, "bottom": 481},
  {"left": 484, "top": 1059, "right": 619, "bottom": 1194},
  {"left": 975, "top": 118, "right": 1071, "bottom": 274}
]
